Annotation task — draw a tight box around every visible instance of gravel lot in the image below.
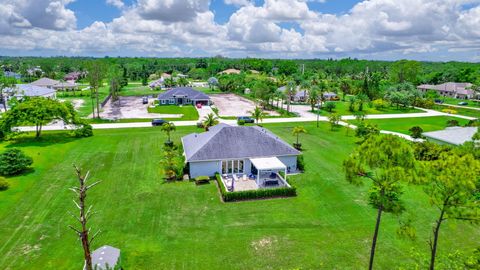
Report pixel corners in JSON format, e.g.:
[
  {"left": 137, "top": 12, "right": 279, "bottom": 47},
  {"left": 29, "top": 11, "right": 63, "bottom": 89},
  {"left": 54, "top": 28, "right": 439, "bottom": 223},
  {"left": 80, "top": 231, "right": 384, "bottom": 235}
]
[
  {"left": 99, "top": 96, "right": 182, "bottom": 119},
  {"left": 210, "top": 94, "right": 279, "bottom": 117}
]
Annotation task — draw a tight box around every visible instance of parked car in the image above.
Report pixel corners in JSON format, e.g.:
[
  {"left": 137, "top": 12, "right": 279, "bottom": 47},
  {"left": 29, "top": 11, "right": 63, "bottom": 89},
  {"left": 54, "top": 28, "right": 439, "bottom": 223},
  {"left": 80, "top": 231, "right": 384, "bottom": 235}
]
[
  {"left": 151, "top": 119, "right": 167, "bottom": 126},
  {"left": 196, "top": 103, "right": 203, "bottom": 109},
  {"left": 458, "top": 101, "right": 468, "bottom": 106},
  {"left": 237, "top": 116, "right": 255, "bottom": 123},
  {"left": 434, "top": 99, "right": 444, "bottom": 104},
  {"left": 142, "top": 96, "right": 148, "bottom": 104}
]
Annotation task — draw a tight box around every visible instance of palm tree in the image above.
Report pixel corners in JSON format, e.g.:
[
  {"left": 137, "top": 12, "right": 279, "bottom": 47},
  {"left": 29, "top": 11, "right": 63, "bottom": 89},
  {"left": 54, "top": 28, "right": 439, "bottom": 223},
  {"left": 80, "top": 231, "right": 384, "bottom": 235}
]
[
  {"left": 250, "top": 106, "right": 266, "bottom": 125},
  {"left": 161, "top": 122, "right": 176, "bottom": 144},
  {"left": 286, "top": 80, "right": 297, "bottom": 113},
  {"left": 307, "top": 86, "right": 319, "bottom": 112},
  {"left": 292, "top": 126, "right": 307, "bottom": 150},
  {"left": 202, "top": 113, "right": 218, "bottom": 131}
]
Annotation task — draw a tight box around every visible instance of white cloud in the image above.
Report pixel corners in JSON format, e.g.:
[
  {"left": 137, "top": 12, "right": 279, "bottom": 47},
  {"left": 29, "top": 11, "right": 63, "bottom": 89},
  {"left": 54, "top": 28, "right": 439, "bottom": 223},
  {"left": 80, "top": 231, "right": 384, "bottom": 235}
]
[
  {"left": 1, "top": 0, "right": 480, "bottom": 60},
  {"left": 224, "top": 0, "right": 252, "bottom": 6},
  {"left": 136, "top": 0, "right": 210, "bottom": 22},
  {"left": 106, "top": 0, "right": 124, "bottom": 9}
]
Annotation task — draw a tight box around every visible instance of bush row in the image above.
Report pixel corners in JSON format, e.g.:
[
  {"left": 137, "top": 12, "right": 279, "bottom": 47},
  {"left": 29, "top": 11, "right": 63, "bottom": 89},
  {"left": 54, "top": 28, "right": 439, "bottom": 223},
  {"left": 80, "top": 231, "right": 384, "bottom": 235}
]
[{"left": 215, "top": 173, "right": 296, "bottom": 202}]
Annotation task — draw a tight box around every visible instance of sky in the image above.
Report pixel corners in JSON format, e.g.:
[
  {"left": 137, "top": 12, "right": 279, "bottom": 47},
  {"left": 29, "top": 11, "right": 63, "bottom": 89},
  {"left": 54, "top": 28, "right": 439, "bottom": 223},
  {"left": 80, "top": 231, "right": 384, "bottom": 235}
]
[{"left": 1, "top": 0, "right": 480, "bottom": 61}]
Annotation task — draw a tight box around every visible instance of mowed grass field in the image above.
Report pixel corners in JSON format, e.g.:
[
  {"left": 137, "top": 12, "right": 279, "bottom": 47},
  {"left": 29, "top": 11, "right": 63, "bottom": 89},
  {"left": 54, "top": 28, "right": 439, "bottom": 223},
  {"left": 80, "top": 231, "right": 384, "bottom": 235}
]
[
  {"left": 0, "top": 124, "right": 479, "bottom": 269},
  {"left": 348, "top": 116, "right": 470, "bottom": 135},
  {"left": 316, "top": 101, "right": 422, "bottom": 116},
  {"left": 147, "top": 105, "right": 199, "bottom": 120}
]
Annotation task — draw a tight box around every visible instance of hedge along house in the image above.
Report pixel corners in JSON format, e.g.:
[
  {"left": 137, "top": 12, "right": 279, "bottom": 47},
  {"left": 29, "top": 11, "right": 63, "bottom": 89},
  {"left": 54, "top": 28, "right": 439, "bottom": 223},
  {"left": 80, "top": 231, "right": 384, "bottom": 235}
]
[
  {"left": 157, "top": 87, "right": 211, "bottom": 106},
  {"left": 181, "top": 124, "right": 301, "bottom": 192}
]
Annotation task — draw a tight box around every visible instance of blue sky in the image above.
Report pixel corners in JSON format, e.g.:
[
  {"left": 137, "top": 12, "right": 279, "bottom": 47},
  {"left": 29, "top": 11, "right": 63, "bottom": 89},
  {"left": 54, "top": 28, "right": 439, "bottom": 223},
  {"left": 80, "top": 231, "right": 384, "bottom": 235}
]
[{"left": 1, "top": 0, "right": 480, "bottom": 61}]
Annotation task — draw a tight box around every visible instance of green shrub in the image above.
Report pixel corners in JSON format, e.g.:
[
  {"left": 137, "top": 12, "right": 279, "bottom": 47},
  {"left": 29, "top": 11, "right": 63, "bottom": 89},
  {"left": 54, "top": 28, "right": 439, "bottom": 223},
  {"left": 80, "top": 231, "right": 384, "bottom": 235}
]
[
  {"left": 409, "top": 126, "right": 424, "bottom": 139},
  {"left": 297, "top": 155, "right": 305, "bottom": 172},
  {"left": 215, "top": 173, "right": 296, "bottom": 202},
  {"left": 324, "top": 102, "right": 336, "bottom": 112},
  {"left": 447, "top": 119, "right": 459, "bottom": 127},
  {"left": 0, "top": 178, "right": 9, "bottom": 191},
  {"left": 372, "top": 99, "right": 388, "bottom": 109},
  {"left": 73, "top": 124, "right": 93, "bottom": 137},
  {"left": 0, "top": 149, "right": 33, "bottom": 176},
  {"left": 195, "top": 176, "right": 210, "bottom": 185},
  {"left": 237, "top": 119, "right": 246, "bottom": 126}
]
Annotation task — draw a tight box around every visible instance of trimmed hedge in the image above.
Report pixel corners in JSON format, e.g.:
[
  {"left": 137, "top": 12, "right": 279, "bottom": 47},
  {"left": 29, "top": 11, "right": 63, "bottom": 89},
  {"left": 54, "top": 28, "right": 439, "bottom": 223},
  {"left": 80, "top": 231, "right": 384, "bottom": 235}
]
[
  {"left": 195, "top": 175, "right": 210, "bottom": 185},
  {"left": 215, "top": 173, "right": 296, "bottom": 202}
]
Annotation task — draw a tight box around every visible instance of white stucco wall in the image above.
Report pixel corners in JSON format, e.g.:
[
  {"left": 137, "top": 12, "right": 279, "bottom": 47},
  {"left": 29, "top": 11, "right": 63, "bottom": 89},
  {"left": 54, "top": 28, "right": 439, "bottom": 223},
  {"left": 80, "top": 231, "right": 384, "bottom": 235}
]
[
  {"left": 189, "top": 161, "right": 221, "bottom": 178},
  {"left": 277, "top": 155, "right": 298, "bottom": 173}
]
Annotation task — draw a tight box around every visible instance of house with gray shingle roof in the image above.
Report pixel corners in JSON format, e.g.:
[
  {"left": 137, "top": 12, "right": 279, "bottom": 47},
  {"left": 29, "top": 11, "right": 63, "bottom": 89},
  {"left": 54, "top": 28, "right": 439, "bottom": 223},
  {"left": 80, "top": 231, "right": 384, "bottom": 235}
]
[
  {"left": 422, "top": 126, "right": 478, "bottom": 145},
  {"left": 89, "top": 245, "right": 121, "bottom": 270},
  {"left": 157, "top": 87, "right": 210, "bottom": 106},
  {"left": 417, "top": 82, "right": 475, "bottom": 99},
  {"left": 182, "top": 124, "right": 300, "bottom": 190},
  {"left": 5, "top": 84, "right": 57, "bottom": 99}
]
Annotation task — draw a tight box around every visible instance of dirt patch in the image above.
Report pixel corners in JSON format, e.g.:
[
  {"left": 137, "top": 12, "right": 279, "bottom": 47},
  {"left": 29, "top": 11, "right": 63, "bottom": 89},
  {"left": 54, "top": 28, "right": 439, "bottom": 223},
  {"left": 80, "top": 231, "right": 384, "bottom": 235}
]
[
  {"left": 210, "top": 94, "right": 279, "bottom": 117},
  {"left": 99, "top": 96, "right": 182, "bottom": 119},
  {"left": 251, "top": 236, "right": 278, "bottom": 251}
]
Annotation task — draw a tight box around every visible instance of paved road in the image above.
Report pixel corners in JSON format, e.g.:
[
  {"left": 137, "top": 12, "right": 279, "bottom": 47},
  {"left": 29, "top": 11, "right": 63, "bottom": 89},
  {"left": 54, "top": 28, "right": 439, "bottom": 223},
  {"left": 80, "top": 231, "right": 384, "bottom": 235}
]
[
  {"left": 15, "top": 106, "right": 476, "bottom": 132},
  {"left": 438, "top": 103, "right": 480, "bottom": 111}
]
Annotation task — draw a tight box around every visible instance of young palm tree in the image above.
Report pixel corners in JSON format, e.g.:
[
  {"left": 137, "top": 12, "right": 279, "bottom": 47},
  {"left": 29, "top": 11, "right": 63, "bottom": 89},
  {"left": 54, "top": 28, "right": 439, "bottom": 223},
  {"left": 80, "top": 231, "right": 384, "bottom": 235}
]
[
  {"left": 292, "top": 126, "right": 307, "bottom": 149},
  {"left": 202, "top": 113, "right": 219, "bottom": 131},
  {"left": 307, "top": 87, "right": 319, "bottom": 112},
  {"left": 286, "top": 80, "right": 297, "bottom": 113},
  {"left": 161, "top": 122, "right": 176, "bottom": 144},
  {"left": 250, "top": 106, "right": 265, "bottom": 125}
]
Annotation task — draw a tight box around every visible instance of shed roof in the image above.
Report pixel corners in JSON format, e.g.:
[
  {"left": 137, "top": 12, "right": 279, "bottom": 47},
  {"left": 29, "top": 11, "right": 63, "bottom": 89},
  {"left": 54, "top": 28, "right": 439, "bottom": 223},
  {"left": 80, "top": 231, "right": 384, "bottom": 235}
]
[
  {"left": 91, "top": 245, "right": 120, "bottom": 270},
  {"left": 182, "top": 124, "right": 300, "bottom": 162},
  {"left": 422, "top": 126, "right": 478, "bottom": 145},
  {"left": 157, "top": 87, "right": 210, "bottom": 101}
]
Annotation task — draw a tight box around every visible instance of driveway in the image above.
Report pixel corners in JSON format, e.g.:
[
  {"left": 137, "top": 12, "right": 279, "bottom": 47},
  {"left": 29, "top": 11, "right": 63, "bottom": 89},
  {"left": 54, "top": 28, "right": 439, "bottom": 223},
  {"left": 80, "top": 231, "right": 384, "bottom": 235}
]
[
  {"left": 210, "top": 94, "right": 279, "bottom": 117},
  {"left": 98, "top": 96, "right": 182, "bottom": 119},
  {"left": 197, "top": 105, "right": 215, "bottom": 121}
]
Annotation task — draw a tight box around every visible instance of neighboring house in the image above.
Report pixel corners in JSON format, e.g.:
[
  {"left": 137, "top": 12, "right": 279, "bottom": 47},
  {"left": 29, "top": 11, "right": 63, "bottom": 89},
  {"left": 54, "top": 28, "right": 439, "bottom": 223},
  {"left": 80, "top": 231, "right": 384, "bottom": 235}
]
[
  {"left": 27, "top": 66, "right": 43, "bottom": 76},
  {"left": 417, "top": 82, "right": 474, "bottom": 99},
  {"left": 5, "top": 84, "right": 57, "bottom": 100},
  {"left": 278, "top": 86, "right": 308, "bottom": 102},
  {"left": 64, "top": 71, "right": 85, "bottom": 81},
  {"left": 149, "top": 77, "right": 165, "bottom": 89},
  {"left": 422, "top": 126, "right": 478, "bottom": 145},
  {"left": 4, "top": 71, "right": 22, "bottom": 79},
  {"left": 157, "top": 87, "right": 210, "bottom": 105},
  {"left": 181, "top": 124, "right": 301, "bottom": 186},
  {"left": 219, "top": 68, "right": 241, "bottom": 75},
  {"left": 190, "top": 81, "right": 208, "bottom": 88},
  {"left": 323, "top": 92, "right": 338, "bottom": 100},
  {"left": 90, "top": 245, "right": 121, "bottom": 270},
  {"left": 30, "top": 78, "right": 77, "bottom": 91}
]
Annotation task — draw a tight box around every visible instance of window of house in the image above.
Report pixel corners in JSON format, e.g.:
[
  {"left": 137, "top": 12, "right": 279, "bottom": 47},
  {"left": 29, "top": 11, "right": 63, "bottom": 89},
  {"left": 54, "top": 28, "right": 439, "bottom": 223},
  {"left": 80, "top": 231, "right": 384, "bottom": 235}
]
[
  {"left": 169, "top": 99, "right": 175, "bottom": 104},
  {"left": 161, "top": 99, "right": 166, "bottom": 104}
]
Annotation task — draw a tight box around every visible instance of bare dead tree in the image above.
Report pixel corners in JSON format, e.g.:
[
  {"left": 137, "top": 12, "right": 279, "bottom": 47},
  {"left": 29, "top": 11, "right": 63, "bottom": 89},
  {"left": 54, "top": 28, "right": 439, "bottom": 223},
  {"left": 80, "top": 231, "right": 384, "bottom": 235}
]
[{"left": 68, "top": 165, "right": 101, "bottom": 270}]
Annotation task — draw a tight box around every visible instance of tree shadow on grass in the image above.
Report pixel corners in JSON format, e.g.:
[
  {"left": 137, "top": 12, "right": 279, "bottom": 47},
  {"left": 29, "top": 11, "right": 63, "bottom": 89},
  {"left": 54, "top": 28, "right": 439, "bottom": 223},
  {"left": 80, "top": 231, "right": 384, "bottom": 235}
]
[
  {"left": 3, "top": 167, "right": 36, "bottom": 179},
  {"left": 5, "top": 132, "right": 83, "bottom": 148}
]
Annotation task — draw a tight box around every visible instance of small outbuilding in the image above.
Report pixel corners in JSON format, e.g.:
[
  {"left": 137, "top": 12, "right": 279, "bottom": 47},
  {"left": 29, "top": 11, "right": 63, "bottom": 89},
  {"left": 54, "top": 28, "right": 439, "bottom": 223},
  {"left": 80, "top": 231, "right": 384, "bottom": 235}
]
[{"left": 90, "top": 245, "right": 121, "bottom": 270}]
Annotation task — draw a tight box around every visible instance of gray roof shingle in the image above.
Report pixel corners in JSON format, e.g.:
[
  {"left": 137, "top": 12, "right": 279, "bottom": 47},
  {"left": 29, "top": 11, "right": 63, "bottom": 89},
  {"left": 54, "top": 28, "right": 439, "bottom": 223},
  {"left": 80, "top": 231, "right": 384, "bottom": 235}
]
[
  {"left": 423, "top": 126, "right": 478, "bottom": 145},
  {"left": 91, "top": 245, "right": 120, "bottom": 270},
  {"left": 182, "top": 124, "right": 300, "bottom": 162},
  {"left": 157, "top": 87, "right": 210, "bottom": 101},
  {"left": 6, "top": 84, "right": 56, "bottom": 97}
]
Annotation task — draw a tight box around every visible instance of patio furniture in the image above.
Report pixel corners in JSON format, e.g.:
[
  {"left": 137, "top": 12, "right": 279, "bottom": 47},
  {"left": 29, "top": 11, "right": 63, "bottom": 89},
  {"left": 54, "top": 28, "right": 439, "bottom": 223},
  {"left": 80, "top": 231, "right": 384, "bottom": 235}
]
[
  {"left": 264, "top": 180, "right": 279, "bottom": 186},
  {"left": 242, "top": 174, "right": 247, "bottom": 181}
]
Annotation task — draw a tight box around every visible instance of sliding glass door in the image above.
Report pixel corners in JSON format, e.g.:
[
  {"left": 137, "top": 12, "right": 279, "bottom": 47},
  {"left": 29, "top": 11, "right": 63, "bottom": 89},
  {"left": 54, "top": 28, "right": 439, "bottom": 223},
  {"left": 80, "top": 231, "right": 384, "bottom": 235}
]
[{"left": 221, "top": 160, "right": 244, "bottom": 174}]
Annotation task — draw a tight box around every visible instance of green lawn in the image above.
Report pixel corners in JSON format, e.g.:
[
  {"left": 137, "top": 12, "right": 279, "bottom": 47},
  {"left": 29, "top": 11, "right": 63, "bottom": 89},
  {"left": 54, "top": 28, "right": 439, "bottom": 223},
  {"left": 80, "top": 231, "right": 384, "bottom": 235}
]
[
  {"left": 316, "top": 101, "right": 422, "bottom": 116},
  {"left": 432, "top": 104, "right": 480, "bottom": 118},
  {"left": 57, "top": 86, "right": 110, "bottom": 117},
  {"left": 119, "top": 84, "right": 161, "bottom": 96},
  {"left": 147, "top": 105, "right": 199, "bottom": 120},
  {"left": 348, "top": 116, "right": 470, "bottom": 135},
  {"left": 0, "top": 124, "right": 478, "bottom": 269},
  {"left": 441, "top": 97, "right": 480, "bottom": 108}
]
